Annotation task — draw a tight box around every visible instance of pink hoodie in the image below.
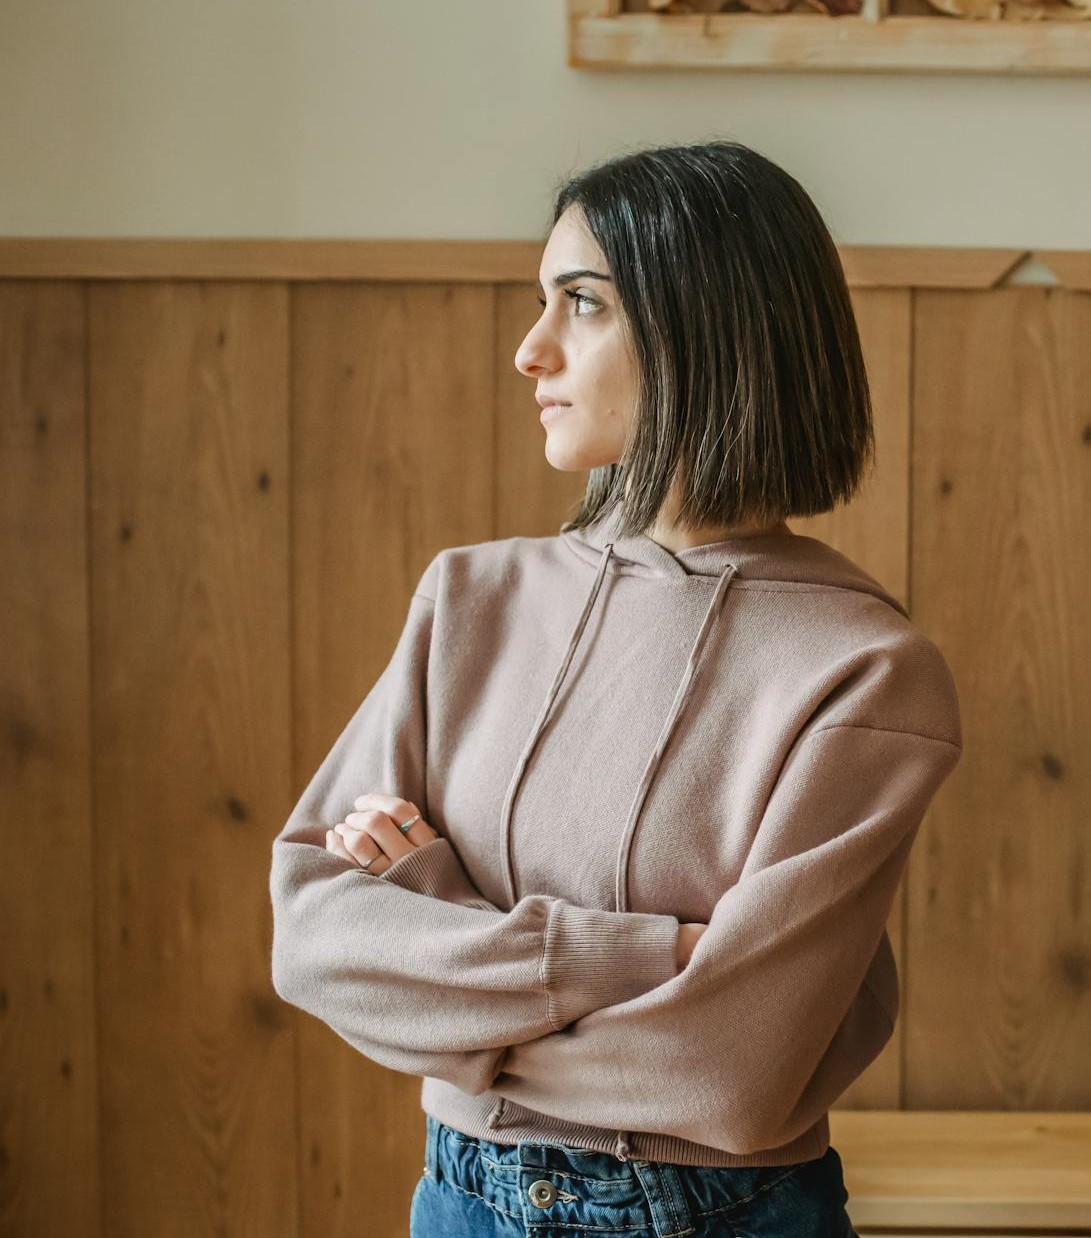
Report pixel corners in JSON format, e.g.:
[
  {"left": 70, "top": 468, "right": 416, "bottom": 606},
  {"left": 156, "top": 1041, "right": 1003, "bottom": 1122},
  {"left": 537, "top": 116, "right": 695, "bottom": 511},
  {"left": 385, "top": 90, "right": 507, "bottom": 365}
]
[{"left": 269, "top": 502, "right": 962, "bottom": 1167}]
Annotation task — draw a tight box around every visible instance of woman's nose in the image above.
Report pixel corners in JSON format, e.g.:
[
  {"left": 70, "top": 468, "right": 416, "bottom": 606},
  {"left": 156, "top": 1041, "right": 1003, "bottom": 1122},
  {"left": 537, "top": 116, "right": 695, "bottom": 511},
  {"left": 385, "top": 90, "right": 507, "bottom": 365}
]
[{"left": 514, "top": 320, "right": 560, "bottom": 377}]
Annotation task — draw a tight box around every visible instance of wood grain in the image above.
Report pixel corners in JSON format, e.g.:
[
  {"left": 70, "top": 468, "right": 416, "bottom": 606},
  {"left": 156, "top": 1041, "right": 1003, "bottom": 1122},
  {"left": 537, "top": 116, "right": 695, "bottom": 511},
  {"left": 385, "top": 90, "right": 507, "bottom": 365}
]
[
  {"left": 87, "top": 282, "right": 296, "bottom": 1237},
  {"left": 569, "top": 6, "right": 1091, "bottom": 75},
  {"left": 830, "top": 1109, "right": 1091, "bottom": 1229},
  {"left": 907, "top": 287, "right": 1091, "bottom": 1110},
  {"left": 9, "top": 241, "right": 1091, "bottom": 291},
  {"left": 291, "top": 282, "right": 495, "bottom": 1237},
  {"left": 0, "top": 282, "right": 99, "bottom": 1238},
  {"left": 797, "top": 287, "right": 915, "bottom": 1114}
]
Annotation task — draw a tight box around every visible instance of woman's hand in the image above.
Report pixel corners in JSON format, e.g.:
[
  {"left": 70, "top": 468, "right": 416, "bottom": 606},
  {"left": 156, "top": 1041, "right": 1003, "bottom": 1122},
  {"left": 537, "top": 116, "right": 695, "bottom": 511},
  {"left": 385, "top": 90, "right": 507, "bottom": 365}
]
[
  {"left": 675, "top": 922, "right": 708, "bottom": 973},
  {"left": 325, "top": 792, "right": 438, "bottom": 876}
]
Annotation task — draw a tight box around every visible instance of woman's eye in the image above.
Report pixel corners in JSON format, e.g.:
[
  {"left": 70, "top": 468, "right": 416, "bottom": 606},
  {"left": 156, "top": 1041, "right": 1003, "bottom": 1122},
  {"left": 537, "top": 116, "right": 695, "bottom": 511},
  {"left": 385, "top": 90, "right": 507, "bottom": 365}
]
[
  {"left": 568, "top": 291, "right": 598, "bottom": 314},
  {"left": 535, "top": 291, "right": 598, "bottom": 315}
]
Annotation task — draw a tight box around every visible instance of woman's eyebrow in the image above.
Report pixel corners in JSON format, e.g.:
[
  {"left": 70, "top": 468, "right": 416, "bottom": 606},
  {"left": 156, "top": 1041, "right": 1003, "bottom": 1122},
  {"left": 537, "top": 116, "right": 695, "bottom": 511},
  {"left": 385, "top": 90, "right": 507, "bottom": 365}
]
[{"left": 535, "top": 269, "right": 613, "bottom": 294}]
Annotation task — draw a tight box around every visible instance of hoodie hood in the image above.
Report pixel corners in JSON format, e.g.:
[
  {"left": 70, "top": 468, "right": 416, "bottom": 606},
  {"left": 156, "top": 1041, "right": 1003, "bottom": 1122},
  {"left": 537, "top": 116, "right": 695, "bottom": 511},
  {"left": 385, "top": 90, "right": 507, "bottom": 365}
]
[{"left": 562, "top": 501, "right": 910, "bottom": 616}]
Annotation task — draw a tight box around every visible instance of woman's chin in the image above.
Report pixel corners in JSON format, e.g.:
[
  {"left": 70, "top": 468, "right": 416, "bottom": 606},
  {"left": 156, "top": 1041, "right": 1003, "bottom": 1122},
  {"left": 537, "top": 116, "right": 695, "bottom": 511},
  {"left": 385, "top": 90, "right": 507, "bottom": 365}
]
[
  {"left": 543, "top": 432, "right": 617, "bottom": 474},
  {"left": 545, "top": 444, "right": 596, "bottom": 472}
]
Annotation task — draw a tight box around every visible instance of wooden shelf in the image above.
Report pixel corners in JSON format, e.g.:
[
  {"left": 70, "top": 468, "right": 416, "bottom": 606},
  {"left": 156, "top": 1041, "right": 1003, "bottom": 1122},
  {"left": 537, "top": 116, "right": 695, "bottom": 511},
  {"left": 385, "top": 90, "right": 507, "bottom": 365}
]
[
  {"left": 828, "top": 1110, "right": 1091, "bottom": 1232},
  {"left": 568, "top": 0, "right": 1091, "bottom": 75}
]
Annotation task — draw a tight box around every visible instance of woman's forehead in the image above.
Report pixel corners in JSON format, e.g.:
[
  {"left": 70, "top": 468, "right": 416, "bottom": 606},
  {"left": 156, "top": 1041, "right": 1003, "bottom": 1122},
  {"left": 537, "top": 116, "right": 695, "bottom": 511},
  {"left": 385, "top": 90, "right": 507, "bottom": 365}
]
[{"left": 540, "top": 211, "right": 611, "bottom": 285}]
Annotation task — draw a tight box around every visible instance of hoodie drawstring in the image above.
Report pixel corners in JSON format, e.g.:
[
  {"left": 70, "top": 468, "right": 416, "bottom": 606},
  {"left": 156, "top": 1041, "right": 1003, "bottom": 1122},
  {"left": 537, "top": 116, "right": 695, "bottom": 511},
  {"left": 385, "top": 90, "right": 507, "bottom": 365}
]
[
  {"left": 497, "top": 541, "right": 618, "bottom": 909},
  {"left": 486, "top": 543, "right": 740, "bottom": 1159},
  {"left": 613, "top": 558, "right": 738, "bottom": 914}
]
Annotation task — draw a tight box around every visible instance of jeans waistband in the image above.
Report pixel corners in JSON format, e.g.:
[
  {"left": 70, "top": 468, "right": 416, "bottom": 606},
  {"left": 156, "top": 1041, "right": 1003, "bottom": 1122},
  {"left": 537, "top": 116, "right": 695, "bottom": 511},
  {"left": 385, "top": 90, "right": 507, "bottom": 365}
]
[{"left": 425, "top": 1115, "right": 720, "bottom": 1238}]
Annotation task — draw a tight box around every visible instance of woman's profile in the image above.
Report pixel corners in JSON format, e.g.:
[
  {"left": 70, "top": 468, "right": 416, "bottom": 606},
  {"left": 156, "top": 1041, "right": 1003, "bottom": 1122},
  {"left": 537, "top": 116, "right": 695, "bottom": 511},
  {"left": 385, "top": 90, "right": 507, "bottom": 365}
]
[{"left": 270, "top": 139, "right": 962, "bottom": 1236}]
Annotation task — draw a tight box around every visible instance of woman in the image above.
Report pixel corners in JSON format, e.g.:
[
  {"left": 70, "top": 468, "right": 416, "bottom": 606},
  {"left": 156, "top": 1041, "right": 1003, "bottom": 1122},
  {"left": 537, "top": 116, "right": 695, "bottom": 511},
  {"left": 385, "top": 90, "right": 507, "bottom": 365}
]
[{"left": 269, "top": 140, "right": 962, "bottom": 1236}]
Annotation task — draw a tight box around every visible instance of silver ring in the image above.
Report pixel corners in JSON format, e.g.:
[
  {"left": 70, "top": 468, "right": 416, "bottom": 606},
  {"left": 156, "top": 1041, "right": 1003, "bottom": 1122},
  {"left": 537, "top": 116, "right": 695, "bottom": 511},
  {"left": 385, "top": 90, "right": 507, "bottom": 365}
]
[
  {"left": 398, "top": 813, "right": 421, "bottom": 834},
  {"left": 359, "top": 854, "right": 379, "bottom": 872}
]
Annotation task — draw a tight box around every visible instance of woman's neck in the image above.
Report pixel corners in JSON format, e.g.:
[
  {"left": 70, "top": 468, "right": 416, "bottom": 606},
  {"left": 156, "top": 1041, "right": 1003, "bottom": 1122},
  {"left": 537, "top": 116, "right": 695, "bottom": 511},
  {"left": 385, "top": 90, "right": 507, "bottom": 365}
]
[{"left": 645, "top": 491, "right": 791, "bottom": 554}]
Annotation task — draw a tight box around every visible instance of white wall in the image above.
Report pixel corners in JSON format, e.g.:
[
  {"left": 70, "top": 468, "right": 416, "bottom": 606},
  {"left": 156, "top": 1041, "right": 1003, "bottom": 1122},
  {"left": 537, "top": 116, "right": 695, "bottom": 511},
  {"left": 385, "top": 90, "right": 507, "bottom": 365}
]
[{"left": 2, "top": 0, "right": 1089, "bottom": 246}]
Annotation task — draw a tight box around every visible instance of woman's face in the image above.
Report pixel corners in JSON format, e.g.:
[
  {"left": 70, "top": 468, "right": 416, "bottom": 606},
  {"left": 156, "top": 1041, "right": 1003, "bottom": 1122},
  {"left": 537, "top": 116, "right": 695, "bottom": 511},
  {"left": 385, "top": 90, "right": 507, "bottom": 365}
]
[{"left": 514, "top": 205, "right": 638, "bottom": 472}]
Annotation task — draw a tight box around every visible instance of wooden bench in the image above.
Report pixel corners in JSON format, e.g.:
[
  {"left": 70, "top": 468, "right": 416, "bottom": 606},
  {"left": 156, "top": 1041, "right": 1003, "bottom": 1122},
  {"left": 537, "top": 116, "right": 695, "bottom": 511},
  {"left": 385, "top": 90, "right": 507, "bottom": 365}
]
[{"left": 828, "top": 1110, "right": 1091, "bottom": 1235}]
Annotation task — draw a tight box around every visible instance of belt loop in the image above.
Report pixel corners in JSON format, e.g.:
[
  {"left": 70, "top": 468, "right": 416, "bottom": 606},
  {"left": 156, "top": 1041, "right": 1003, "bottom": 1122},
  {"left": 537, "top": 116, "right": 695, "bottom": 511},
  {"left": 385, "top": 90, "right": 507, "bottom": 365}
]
[
  {"left": 632, "top": 1160, "right": 694, "bottom": 1238},
  {"left": 424, "top": 1115, "right": 442, "bottom": 1182}
]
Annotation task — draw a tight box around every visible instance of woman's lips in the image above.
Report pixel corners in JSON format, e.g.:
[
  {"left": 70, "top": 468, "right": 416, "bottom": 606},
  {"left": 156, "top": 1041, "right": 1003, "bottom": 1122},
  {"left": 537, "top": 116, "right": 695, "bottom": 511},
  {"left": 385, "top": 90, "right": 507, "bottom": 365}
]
[{"left": 539, "top": 404, "right": 571, "bottom": 423}]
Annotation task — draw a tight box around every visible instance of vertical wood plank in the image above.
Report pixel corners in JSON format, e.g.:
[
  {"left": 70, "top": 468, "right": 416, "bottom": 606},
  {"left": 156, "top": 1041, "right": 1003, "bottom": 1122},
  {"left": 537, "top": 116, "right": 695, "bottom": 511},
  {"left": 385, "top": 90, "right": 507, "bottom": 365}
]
[
  {"left": 291, "top": 282, "right": 494, "bottom": 1238},
  {"left": 793, "top": 287, "right": 912, "bottom": 607},
  {"left": 907, "top": 287, "right": 1091, "bottom": 1107},
  {"left": 88, "top": 282, "right": 296, "bottom": 1236},
  {"left": 0, "top": 282, "right": 99, "bottom": 1238},
  {"left": 795, "top": 287, "right": 913, "bottom": 1111}
]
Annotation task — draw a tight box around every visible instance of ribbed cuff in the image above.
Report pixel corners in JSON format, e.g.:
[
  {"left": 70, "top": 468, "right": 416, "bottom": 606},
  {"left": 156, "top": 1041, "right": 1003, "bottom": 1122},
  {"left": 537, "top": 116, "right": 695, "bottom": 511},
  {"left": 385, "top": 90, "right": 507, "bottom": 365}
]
[
  {"left": 543, "top": 902, "right": 680, "bottom": 1029},
  {"left": 378, "top": 837, "right": 497, "bottom": 910}
]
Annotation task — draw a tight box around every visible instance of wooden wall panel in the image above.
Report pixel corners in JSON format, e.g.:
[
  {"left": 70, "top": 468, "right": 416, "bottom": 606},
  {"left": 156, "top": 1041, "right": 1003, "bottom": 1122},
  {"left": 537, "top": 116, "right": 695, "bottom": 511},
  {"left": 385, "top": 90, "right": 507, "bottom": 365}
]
[
  {"left": 0, "top": 283, "right": 98, "bottom": 1238},
  {"left": 907, "top": 287, "right": 1091, "bottom": 1108},
  {"left": 87, "top": 282, "right": 296, "bottom": 1237},
  {"left": 291, "top": 283, "right": 496, "bottom": 1238},
  {"left": 1, "top": 249, "right": 1087, "bottom": 1236}
]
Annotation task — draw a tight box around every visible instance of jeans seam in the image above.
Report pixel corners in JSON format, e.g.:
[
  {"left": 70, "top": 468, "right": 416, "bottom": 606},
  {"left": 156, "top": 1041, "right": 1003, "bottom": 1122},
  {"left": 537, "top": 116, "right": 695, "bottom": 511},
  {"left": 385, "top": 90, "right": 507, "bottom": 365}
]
[
  {"left": 687, "top": 1163, "right": 803, "bottom": 1220},
  {"left": 440, "top": 1177, "right": 525, "bottom": 1224},
  {"left": 656, "top": 1167, "right": 690, "bottom": 1238}
]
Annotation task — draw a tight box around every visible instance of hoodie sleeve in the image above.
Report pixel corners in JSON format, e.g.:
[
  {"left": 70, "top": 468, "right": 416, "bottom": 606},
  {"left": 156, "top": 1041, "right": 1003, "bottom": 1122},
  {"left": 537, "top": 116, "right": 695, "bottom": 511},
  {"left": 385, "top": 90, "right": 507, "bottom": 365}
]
[
  {"left": 485, "top": 709, "right": 962, "bottom": 1156},
  {"left": 269, "top": 558, "right": 680, "bottom": 1096}
]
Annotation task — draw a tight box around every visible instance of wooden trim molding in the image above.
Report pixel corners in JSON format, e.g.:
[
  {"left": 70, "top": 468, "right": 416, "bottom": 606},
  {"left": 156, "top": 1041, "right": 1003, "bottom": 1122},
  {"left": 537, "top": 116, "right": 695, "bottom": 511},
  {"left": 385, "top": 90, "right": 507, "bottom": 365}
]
[
  {"left": 0, "top": 239, "right": 1088, "bottom": 289},
  {"left": 0, "top": 239, "right": 545, "bottom": 284}
]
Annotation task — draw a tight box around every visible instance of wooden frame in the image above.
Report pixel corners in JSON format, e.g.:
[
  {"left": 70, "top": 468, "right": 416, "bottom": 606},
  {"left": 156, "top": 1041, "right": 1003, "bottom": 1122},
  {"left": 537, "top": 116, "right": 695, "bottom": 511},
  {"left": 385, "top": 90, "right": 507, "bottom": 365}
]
[{"left": 569, "top": 0, "right": 1091, "bottom": 75}]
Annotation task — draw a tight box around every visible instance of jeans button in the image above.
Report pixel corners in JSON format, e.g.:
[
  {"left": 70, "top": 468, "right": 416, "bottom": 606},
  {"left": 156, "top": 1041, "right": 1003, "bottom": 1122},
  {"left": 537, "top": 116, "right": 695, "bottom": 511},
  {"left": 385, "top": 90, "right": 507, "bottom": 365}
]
[{"left": 528, "top": 1179, "right": 558, "bottom": 1207}]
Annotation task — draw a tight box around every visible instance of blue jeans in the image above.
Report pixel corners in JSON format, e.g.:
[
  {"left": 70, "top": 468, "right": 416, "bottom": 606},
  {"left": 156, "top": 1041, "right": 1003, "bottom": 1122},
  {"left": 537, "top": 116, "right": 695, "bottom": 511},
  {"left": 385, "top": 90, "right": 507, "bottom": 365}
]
[{"left": 410, "top": 1115, "right": 859, "bottom": 1237}]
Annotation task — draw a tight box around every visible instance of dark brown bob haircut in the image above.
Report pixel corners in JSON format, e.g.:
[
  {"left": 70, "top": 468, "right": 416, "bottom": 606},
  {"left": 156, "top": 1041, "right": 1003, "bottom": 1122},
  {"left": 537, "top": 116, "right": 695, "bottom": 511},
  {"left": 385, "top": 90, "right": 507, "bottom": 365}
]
[{"left": 550, "top": 140, "right": 875, "bottom": 539}]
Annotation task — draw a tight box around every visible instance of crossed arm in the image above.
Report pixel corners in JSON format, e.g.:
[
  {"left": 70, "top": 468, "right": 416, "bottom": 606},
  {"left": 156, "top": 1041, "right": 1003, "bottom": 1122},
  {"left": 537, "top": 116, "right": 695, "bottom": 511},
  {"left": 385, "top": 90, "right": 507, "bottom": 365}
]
[
  {"left": 270, "top": 563, "right": 962, "bottom": 1155},
  {"left": 273, "top": 694, "right": 959, "bottom": 1152}
]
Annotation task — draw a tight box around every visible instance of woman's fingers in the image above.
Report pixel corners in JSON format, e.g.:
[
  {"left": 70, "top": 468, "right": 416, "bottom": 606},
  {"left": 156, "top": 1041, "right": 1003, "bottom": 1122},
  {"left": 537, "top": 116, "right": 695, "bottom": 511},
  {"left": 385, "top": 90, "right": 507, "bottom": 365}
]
[
  {"left": 325, "top": 793, "right": 437, "bottom": 876},
  {"left": 327, "top": 824, "right": 390, "bottom": 875},
  {"left": 341, "top": 807, "right": 417, "bottom": 865},
  {"left": 326, "top": 828, "right": 358, "bottom": 863},
  {"left": 351, "top": 793, "right": 437, "bottom": 846}
]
